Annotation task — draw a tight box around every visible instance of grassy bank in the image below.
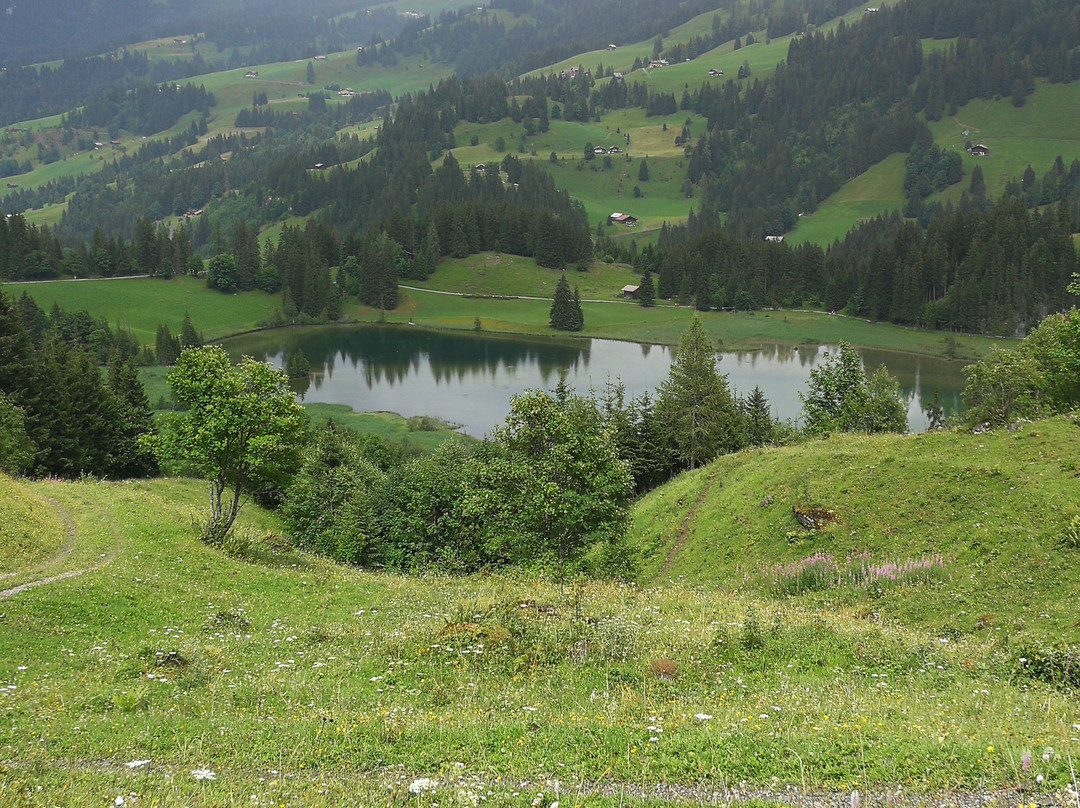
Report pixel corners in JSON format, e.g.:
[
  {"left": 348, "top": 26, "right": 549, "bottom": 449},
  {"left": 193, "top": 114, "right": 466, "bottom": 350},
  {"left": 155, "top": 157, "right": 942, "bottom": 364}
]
[
  {"left": 11, "top": 267, "right": 1003, "bottom": 360},
  {"left": 1, "top": 459, "right": 1078, "bottom": 805},
  {"left": 630, "top": 415, "right": 1080, "bottom": 641}
]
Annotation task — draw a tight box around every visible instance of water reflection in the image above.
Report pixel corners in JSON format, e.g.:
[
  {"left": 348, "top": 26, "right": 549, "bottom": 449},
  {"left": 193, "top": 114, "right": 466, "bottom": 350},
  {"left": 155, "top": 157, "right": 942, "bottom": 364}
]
[{"left": 224, "top": 325, "right": 968, "bottom": 437}]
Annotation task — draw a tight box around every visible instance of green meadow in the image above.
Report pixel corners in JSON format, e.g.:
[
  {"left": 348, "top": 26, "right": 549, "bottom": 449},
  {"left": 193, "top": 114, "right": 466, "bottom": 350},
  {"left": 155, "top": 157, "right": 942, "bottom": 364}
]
[
  {"left": 2, "top": 413, "right": 1079, "bottom": 804},
  {"left": 791, "top": 78, "right": 1080, "bottom": 245},
  {"left": 9, "top": 265, "right": 1002, "bottom": 359}
]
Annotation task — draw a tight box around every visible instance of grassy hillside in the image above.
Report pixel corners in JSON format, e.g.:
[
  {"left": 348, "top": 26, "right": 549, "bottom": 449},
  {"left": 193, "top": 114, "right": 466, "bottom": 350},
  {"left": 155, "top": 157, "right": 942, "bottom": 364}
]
[
  {"left": 789, "top": 78, "right": 1080, "bottom": 245},
  {"left": 630, "top": 415, "right": 1080, "bottom": 641},
  {"left": 3, "top": 426, "right": 1080, "bottom": 805}
]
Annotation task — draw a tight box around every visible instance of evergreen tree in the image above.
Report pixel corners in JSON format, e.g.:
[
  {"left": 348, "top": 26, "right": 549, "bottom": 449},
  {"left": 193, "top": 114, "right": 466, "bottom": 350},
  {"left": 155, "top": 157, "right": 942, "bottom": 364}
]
[
  {"left": 570, "top": 285, "right": 585, "bottom": 331},
  {"left": 155, "top": 324, "right": 181, "bottom": 366},
  {"left": 108, "top": 354, "right": 158, "bottom": 477},
  {"left": 656, "top": 318, "right": 745, "bottom": 469},
  {"left": 742, "top": 386, "right": 775, "bottom": 445},
  {"left": 549, "top": 274, "right": 577, "bottom": 331},
  {"left": 638, "top": 270, "right": 655, "bottom": 307},
  {"left": 638, "top": 158, "right": 650, "bottom": 182},
  {"left": 286, "top": 348, "right": 311, "bottom": 378},
  {"left": 179, "top": 311, "right": 201, "bottom": 349}
]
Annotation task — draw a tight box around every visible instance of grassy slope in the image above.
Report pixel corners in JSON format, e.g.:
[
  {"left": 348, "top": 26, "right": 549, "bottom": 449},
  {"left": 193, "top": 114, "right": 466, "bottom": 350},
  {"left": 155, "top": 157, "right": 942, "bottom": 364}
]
[
  {"left": 3, "top": 431, "right": 1080, "bottom": 804},
  {"left": 789, "top": 78, "right": 1080, "bottom": 245},
  {"left": 10, "top": 275, "right": 279, "bottom": 345},
  {"left": 630, "top": 415, "right": 1080, "bottom": 640}
]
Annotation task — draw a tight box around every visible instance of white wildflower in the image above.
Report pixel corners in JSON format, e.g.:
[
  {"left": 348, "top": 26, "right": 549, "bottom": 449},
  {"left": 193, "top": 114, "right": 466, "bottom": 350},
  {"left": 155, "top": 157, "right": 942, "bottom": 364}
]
[{"left": 409, "top": 777, "right": 439, "bottom": 794}]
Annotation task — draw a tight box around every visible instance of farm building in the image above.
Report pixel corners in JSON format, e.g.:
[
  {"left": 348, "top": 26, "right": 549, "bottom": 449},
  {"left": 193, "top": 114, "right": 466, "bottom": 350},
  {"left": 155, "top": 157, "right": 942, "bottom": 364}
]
[
  {"left": 621, "top": 285, "right": 641, "bottom": 299},
  {"left": 609, "top": 212, "right": 638, "bottom": 226},
  {"left": 969, "top": 144, "right": 990, "bottom": 157},
  {"left": 764, "top": 235, "right": 784, "bottom": 243}
]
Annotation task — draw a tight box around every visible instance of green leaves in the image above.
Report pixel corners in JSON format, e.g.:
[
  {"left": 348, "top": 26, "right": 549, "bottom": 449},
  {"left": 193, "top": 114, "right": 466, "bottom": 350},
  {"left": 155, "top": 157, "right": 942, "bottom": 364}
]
[
  {"left": 153, "top": 346, "right": 306, "bottom": 542},
  {"left": 800, "top": 342, "right": 906, "bottom": 435}
]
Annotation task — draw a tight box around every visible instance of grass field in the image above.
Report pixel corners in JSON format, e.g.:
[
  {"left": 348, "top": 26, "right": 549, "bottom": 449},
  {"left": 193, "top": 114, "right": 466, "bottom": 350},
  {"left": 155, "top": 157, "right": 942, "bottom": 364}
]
[
  {"left": 8, "top": 267, "right": 1003, "bottom": 359},
  {"left": 2, "top": 412, "right": 1079, "bottom": 804},
  {"left": 630, "top": 415, "right": 1080, "bottom": 640},
  {"left": 12, "top": 275, "right": 280, "bottom": 346},
  {"left": 787, "top": 153, "right": 907, "bottom": 246}
]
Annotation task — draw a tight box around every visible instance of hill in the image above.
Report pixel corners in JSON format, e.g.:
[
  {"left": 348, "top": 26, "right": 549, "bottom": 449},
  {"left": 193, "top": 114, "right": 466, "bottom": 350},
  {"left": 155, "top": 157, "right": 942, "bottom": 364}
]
[
  {"left": 3, "top": 421, "right": 1080, "bottom": 804},
  {"left": 630, "top": 415, "right": 1080, "bottom": 641}
]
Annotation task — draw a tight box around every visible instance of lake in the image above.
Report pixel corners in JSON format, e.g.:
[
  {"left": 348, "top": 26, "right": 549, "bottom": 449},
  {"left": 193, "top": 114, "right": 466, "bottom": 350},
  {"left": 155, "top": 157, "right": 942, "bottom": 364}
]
[{"left": 224, "top": 325, "right": 969, "bottom": 436}]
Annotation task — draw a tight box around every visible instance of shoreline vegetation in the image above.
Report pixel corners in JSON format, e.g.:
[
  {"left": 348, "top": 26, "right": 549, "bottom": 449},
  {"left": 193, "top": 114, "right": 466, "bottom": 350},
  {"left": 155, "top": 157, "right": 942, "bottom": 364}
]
[{"left": 13, "top": 264, "right": 1005, "bottom": 361}]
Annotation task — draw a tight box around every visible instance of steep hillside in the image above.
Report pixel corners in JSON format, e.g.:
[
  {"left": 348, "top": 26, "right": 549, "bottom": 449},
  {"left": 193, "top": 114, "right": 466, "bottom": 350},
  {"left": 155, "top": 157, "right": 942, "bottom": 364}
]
[{"left": 631, "top": 415, "right": 1080, "bottom": 641}]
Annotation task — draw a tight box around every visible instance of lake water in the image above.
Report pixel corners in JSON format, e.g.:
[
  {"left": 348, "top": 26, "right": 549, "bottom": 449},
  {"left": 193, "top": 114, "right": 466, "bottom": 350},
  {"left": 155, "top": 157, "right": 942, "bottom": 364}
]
[{"left": 224, "top": 325, "right": 969, "bottom": 436}]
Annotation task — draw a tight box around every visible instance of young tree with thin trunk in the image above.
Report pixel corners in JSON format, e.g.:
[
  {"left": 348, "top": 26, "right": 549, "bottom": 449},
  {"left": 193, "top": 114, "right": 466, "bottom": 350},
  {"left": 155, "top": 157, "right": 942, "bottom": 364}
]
[{"left": 149, "top": 346, "right": 307, "bottom": 544}]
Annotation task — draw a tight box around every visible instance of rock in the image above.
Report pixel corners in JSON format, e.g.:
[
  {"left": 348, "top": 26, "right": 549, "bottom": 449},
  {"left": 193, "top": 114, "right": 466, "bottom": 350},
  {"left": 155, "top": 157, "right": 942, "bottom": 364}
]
[
  {"left": 760, "top": 495, "right": 774, "bottom": 507},
  {"left": 124, "top": 760, "right": 151, "bottom": 770}
]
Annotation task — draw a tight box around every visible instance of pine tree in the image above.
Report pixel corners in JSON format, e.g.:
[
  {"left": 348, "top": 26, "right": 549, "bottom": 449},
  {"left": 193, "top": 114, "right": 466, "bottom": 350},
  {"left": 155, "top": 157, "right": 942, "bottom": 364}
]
[
  {"left": 549, "top": 274, "right": 575, "bottom": 330},
  {"left": 639, "top": 270, "right": 655, "bottom": 307},
  {"left": 638, "top": 158, "right": 650, "bottom": 182},
  {"left": 655, "top": 318, "right": 745, "bottom": 469},
  {"left": 108, "top": 355, "right": 158, "bottom": 477},
  {"left": 742, "top": 386, "right": 774, "bottom": 445},
  {"left": 180, "top": 312, "right": 201, "bottom": 349},
  {"left": 570, "top": 285, "right": 585, "bottom": 331},
  {"left": 155, "top": 324, "right": 181, "bottom": 366}
]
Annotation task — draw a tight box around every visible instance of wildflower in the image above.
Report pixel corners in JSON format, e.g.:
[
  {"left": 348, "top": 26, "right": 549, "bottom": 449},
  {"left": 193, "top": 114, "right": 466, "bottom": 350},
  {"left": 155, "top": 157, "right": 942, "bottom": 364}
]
[
  {"left": 694, "top": 714, "right": 712, "bottom": 721},
  {"left": 409, "top": 778, "right": 439, "bottom": 794},
  {"left": 1022, "top": 751, "right": 1031, "bottom": 770},
  {"left": 851, "top": 790, "right": 860, "bottom": 808},
  {"left": 191, "top": 768, "right": 216, "bottom": 781}
]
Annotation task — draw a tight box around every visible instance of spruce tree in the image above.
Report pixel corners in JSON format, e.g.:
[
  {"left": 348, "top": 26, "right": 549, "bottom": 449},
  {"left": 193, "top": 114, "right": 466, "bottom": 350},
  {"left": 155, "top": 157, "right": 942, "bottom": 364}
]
[
  {"left": 743, "top": 386, "right": 775, "bottom": 446},
  {"left": 549, "top": 275, "right": 575, "bottom": 330},
  {"left": 570, "top": 285, "right": 585, "bottom": 331},
  {"left": 656, "top": 318, "right": 745, "bottom": 469},
  {"left": 639, "top": 270, "right": 656, "bottom": 307},
  {"left": 180, "top": 312, "right": 201, "bottom": 349}
]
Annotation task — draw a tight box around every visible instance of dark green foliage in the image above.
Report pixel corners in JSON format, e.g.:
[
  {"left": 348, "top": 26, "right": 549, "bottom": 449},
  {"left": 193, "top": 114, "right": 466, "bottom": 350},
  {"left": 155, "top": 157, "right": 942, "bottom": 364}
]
[
  {"left": 285, "top": 391, "right": 632, "bottom": 576},
  {"left": 285, "top": 349, "right": 311, "bottom": 379},
  {"left": 638, "top": 270, "right": 655, "bottom": 307},
  {"left": 282, "top": 421, "right": 384, "bottom": 566},
  {"left": 638, "top": 158, "right": 650, "bottom": 182},
  {"left": 179, "top": 312, "right": 201, "bottom": 350},
  {"left": 155, "top": 324, "right": 181, "bottom": 366},
  {"left": 656, "top": 318, "right": 746, "bottom": 470},
  {"left": 800, "top": 342, "right": 906, "bottom": 434},
  {"left": 107, "top": 355, "right": 158, "bottom": 478},
  {"left": 963, "top": 308, "right": 1080, "bottom": 425},
  {"left": 0, "top": 392, "right": 34, "bottom": 475},
  {"left": 206, "top": 254, "right": 238, "bottom": 293},
  {"left": 742, "top": 386, "right": 776, "bottom": 446},
  {"left": 549, "top": 275, "right": 583, "bottom": 331},
  {"left": 903, "top": 142, "right": 963, "bottom": 200}
]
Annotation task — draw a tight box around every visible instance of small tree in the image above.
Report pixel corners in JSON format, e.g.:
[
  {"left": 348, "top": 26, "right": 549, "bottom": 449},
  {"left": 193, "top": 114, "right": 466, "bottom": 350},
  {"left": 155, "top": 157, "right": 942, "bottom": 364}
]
[
  {"left": 638, "top": 158, "right": 649, "bottom": 182},
  {"left": 638, "top": 270, "right": 656, "bottom": 307},
  {"left": 206, "top": 254, "right": 238, "bottom": 293},
  {"left": 800, "top": 342, "right": 907, "bottom": 434},
  {"left": 149, "top": 346, "right": 307, "bottom": 543},
  {"left": 549, "top": 274, "right": 582, "bottom": 331},
  {"left": 179, "top": 311, "right": 201, "bottom": 349},
  {"left": 656, "top": 317, "right": 745, "bottom": 469}
]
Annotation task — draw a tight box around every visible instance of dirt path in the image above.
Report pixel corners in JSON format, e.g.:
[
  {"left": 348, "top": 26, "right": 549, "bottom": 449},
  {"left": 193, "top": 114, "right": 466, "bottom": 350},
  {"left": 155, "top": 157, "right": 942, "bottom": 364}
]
[
  {"left": 0, "top": 497, "right": 114, "bottom": 600},
  {"left": 659, "top": 468, "right": 718, "bottom": 576}
]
